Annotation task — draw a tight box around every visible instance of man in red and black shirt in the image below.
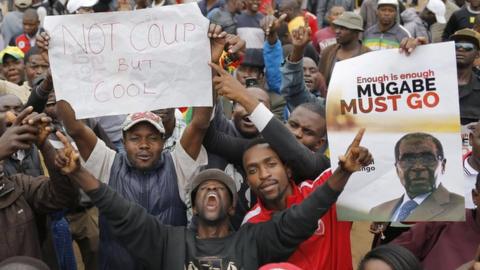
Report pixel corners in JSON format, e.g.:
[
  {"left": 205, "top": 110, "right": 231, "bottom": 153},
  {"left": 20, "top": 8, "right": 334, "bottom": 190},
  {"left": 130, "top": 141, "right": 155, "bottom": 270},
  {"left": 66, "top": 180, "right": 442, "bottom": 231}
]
[{"left": 241, "top": 138, "right": 370, "bottom": 270}]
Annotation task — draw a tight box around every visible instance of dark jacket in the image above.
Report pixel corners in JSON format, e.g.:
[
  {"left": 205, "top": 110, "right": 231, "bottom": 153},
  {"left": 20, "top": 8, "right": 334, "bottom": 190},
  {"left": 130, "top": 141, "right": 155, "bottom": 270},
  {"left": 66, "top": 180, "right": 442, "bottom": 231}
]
[
  {"left": 0, "top": 165, "right": 78, "bottom": 261},
  {"left": 3, "top": 146, "right": 44, "bottom": 178},
  {"left": 319, "top": 43, "right": 371, "bottom": 86},
  {"left": 87, "top": 180, "right": 340, "bottom": 270}
]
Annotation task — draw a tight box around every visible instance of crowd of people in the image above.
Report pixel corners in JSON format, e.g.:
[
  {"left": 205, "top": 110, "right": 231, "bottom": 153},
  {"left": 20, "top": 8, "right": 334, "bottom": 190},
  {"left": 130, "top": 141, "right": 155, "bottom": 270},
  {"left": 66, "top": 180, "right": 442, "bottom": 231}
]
[{"left": 0, "top": 0, "right": 478, "bottom": 269}]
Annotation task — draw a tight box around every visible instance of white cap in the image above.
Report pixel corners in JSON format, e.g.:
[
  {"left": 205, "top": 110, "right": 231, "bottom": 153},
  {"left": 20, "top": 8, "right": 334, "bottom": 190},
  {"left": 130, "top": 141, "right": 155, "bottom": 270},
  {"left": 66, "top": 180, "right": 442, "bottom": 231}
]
[
  {"left": 122, "top": 112, "right": 165, "bottom": 134},
  {"left": 426, "top": 0, "right": 446, "bottom": 24},
  {"left": 67, "top": 0, "right": 98, "bottom": 13},
  {"left": 377, "top": 0, "right": 398, "bottom": 7}
]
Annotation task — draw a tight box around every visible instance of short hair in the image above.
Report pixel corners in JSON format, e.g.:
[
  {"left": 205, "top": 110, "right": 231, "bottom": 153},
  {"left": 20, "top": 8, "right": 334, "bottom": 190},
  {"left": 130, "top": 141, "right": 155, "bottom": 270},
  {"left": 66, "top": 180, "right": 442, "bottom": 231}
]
[
  {"left": 24, "top": 46, "right": 41, "bottom": 65},
  {"left": 394, "top": 132, "right": 444, "bottom": 161},
  {"left": 242, "top": 138, "right": 287, "bottom": 167},
  {"left": 358, "top": 245, "right": 422, "bottom": 270},
  {"left": 297, "top": 102, "right": 326, "bottom": 120}
]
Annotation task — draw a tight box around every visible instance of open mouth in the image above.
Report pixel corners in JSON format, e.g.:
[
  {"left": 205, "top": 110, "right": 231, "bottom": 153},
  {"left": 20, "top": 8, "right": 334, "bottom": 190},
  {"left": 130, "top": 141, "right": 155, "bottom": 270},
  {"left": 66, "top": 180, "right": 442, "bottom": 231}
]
[
  {"left": 241, "top": 116, "right": 255, "bottom": 127},
  {"left": 206, "top": 192, "right": 219, "bottom": 210}
]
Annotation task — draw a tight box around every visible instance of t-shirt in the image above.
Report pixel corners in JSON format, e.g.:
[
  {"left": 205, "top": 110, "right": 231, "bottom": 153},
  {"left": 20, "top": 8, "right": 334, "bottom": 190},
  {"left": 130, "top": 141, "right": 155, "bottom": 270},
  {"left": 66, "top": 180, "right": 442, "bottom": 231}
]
[
  {"left": 313, "top": 27, "right": 336, "bottom": 53},
  {"left": 84, "top": 138, "right": 208, "bottom": 203},
  {"left": 235, "top": 12, "right": 265, "bottom": 49}
]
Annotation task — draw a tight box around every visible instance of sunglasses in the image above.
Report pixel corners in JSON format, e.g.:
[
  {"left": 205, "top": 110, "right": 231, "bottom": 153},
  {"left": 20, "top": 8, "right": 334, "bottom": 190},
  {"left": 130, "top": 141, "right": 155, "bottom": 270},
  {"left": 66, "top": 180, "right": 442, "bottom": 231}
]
[{"left": 455, "top": 42, "right": 476, "bottom": 51}]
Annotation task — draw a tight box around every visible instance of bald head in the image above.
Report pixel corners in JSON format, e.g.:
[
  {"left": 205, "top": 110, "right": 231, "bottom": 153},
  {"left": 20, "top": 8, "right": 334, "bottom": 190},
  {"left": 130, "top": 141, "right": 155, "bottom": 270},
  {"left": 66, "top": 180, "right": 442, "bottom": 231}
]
[
  {"left": 0, "top": 94, "right": 23, "bottom": 115},
  {"left": 246, "top": 87, "right": 270, "bottom": 109},
  {"left": 24, "top": 8, "right": 39, "bottom": 21}
]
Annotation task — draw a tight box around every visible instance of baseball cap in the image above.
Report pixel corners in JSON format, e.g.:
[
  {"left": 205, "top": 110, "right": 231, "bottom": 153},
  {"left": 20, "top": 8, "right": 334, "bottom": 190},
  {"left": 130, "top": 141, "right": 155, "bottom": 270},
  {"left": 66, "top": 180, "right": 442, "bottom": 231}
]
[
  {"left": 377, "top": 0, "right": 398, "bottom": 7},
  {"left": 0, "top": 46, "right": 24, "bottom": 64},
  {"left": 189, "top": 169, "right": 238, "bottom": 206},
  {"left": 241, "top": 48, "right": 264, "bottom": 68},
  {"left": 67, "top": 0, "right": 98, "bottom": 13},
  {"left": 450, "top": 28, "right": 480, "bottom": 48},
  {"left": 426, "top": 0, "right": 446, "bottom": 24},
  {"left": 14, "top": 0, "right": 32, "bottom": 8},
  {"left": 122, "top": 112, "right": 165, "bottom": 134},
  {"left": 332, "top": 12, "right": 364, "bottom": 32}
]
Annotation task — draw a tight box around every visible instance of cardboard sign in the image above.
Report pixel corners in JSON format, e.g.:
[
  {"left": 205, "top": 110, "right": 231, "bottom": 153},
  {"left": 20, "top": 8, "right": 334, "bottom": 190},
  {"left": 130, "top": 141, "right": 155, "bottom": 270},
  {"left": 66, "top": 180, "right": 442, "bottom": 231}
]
[{"left": 44, "top": 3, "right": 212, "bottom": 119}]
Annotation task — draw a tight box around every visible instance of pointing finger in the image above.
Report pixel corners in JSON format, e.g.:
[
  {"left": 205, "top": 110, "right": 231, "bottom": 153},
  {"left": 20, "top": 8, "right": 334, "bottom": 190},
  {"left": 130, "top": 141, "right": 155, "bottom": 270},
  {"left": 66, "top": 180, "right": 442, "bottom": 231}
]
[{"left": 351, "top": 128, "right": 365, "bottom": 148}]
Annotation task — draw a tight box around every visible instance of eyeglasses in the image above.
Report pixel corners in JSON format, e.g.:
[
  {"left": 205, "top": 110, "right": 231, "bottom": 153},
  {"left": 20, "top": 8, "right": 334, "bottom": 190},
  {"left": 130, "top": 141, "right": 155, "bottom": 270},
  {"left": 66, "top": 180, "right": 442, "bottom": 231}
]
[
  {"left": 397, "top": 153, "right": 442, "bottom": 166},
  {"left": 455, "top": 42, "right": 476, "bottom": 52}
]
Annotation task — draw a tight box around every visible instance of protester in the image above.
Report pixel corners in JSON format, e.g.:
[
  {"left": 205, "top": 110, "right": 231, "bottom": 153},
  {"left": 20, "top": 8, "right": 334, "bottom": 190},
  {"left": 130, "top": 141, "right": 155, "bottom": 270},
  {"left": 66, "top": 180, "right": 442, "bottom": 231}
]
[
  {"left": 313, "top": 5, "right": 345, "bottom": 53},
  {"left": 0, "top": 94, "right": 44, "bottom": 177},
  {"left": 363, "top": 0, "right": 411, "bottom": 51},
  {"left": 207, "top": 0, "right": 243, "bottom": 34},
  {"left": 0, "top": 107, "right": 78, "bottom": 262},
  {"left": 465, "top": 122, "right": 480, "bottom": 208},
  {"left": 1, "top": 0, "right": 33, "bottom": 49},
  {"left": 242, "top": 137, "right": 367, "bottom": 269},
  {"left": 392, "top": 174, "right": 480, "bottom": 270},
  {"left": 55, "top": 119, "right": 372, "bottom": 269},
  {"left": 316, "top": 0, "right": 353, "bottom": 28},
  {"left": 278, "top": 0, "right": 319, "bottom": 41},
  {"left": 443, "top": 0, "right": 480, "bottom": 40},
  {"left": 10, "top": 9, "right": 41, "bottom": 53},
  {"left": 235, "top": 0, "right": 265, "bottom": 49},
  {"left": 357, "top": 244, "right": 422, "bottom": 270},
  {"left": 281, "top": 13, "right": 369, "bottom": 109},
  {"left": 450, "top": 28, "right": 480, "bottom": 125},
  {"left": 430, "top": 0, "right": 459, "bottom": 42},
  {"left": 41, "top": 23, "right": 245, "bottom": 270}
]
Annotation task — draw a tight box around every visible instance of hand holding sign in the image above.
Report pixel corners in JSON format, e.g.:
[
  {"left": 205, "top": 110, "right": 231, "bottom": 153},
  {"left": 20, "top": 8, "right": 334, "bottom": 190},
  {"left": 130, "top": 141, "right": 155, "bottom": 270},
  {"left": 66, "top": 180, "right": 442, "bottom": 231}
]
[
  {"left": 338, "top": 128, "right": 373, "bottom": 173},
  {"left": 55, "top": 131, "right": 80, "bottom": 175}
]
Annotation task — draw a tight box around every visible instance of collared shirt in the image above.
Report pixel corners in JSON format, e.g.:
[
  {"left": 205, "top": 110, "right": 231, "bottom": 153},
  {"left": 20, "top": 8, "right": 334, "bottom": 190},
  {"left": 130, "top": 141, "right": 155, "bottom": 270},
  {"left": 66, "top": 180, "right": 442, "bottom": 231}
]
[{"left": 392, "top": 192, "right": 431, "bottom": 221}]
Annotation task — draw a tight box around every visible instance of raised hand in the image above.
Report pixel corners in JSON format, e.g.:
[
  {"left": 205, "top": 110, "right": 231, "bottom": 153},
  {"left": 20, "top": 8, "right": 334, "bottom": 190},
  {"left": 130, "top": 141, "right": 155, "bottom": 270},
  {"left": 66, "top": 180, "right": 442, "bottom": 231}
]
[
  {"left": 338, "top": 128, "right": 373, "bottom": 173},
  {"left": 55, "top": 131, "right": 80, "bottom": 175},
  {"left": 209, "top": 23, "right": 246, "bottom": 64},
  {"left": 22, "top": 111, "right": 53, "bottom": 146},
  {"left": 261, "top": 13, "right": 287, "bottom": 43},
  {"left": 36, "top": 32, "right": 51, "bottom": 62},
  {"left": 289, "top": 16, "right": 311, "bottom": 48},
  {"left": 210, "top": 62, "right": 246, "bottom": 101},
  {"left": 399, "top": 37, "right": 428, "bottom": 56},
  {"left": 0, "top": 107, "right": 39, "bottom": 160}
]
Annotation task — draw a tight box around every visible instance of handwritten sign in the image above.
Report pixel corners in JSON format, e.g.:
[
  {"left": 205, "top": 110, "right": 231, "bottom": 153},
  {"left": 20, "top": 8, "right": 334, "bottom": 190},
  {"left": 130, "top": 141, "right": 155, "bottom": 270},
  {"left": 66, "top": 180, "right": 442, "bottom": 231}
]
[
  {"left": 326, "top": 42, "right": 465, "bottom": 221},
  {"left": 44, "top": 3, "right": 211, "bottom": 119}
]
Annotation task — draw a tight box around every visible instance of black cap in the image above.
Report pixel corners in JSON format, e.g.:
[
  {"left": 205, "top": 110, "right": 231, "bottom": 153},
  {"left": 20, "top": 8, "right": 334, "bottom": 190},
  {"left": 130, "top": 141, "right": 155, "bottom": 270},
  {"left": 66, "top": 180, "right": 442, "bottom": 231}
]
[{"left": 241, "top": 49, "right": 264, "bottom": 68}]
